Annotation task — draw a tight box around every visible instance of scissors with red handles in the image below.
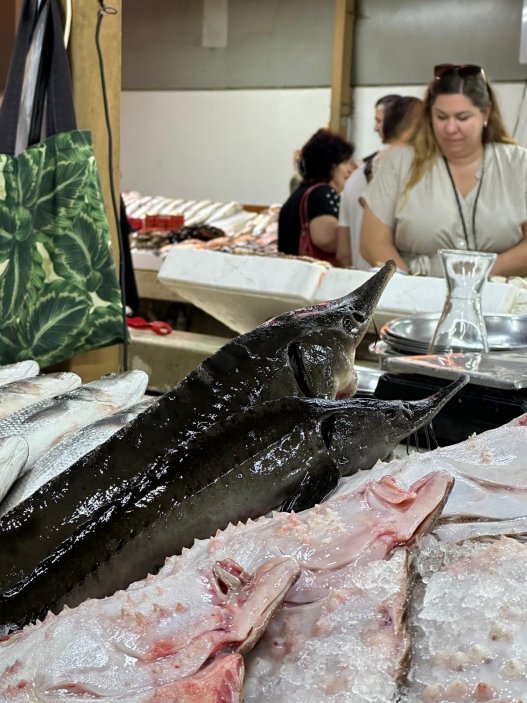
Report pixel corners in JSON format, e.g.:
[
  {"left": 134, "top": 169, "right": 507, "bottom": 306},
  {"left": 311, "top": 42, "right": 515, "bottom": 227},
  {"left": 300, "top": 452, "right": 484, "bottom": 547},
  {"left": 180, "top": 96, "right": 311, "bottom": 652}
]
[{"left": 127, "top": 316, "right": 173, "bottom": 336}]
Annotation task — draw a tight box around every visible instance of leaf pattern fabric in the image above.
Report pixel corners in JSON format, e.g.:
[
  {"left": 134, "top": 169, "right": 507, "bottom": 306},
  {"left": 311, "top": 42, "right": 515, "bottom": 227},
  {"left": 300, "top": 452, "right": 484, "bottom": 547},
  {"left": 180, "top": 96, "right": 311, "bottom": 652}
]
[{"left": 0, "top": 130, "right": 124, "bottom": 366}]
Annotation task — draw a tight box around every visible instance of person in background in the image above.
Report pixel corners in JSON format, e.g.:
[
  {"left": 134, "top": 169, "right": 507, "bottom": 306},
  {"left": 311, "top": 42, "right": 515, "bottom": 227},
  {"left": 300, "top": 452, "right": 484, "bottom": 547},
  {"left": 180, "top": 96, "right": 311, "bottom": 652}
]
[
  {"left": 278, "top": 128, "right": 355, "bottom": 264},
  {"left": 362, "top": 94, "right": 401, "bottom": 179},
  {"left": 360, "top": 64, "right": 527, "bottom": 277},
  {"left": 337, "top": 96, "right": 422, "bottom": 268}
]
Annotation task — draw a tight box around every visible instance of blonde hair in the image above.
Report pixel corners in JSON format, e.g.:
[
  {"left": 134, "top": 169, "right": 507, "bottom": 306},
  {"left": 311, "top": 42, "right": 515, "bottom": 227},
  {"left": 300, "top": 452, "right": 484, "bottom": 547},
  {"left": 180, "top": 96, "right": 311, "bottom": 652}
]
[{"left": 404, "top": 73, "right": 515, "bottom": 198}]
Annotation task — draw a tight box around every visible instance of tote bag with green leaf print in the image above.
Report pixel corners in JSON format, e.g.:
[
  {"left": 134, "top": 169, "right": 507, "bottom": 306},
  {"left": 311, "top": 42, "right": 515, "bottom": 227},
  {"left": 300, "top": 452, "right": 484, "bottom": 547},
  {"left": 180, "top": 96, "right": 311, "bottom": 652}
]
[{"left": 0, "top": 0, "right": 125, "bottom": 367}]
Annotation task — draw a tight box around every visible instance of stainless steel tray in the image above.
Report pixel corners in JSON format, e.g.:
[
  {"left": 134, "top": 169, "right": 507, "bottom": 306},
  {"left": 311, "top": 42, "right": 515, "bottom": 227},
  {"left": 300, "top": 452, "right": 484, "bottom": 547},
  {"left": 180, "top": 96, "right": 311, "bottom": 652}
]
[
  {"left": 380, "top": 314, "right": 527, "bottom": 354},
  {"left": 382, "top": 351, "right": 527, "bottom": 390}
]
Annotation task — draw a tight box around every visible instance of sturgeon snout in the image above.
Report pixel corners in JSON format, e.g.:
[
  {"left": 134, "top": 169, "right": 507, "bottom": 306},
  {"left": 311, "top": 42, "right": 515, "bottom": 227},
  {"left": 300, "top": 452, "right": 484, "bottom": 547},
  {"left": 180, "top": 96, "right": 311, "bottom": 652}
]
[
  {"left": 326, "top": 374, "right": 469, "bottom": 474},
  {"left": 286, "top": 260, "right": 397, "bottom": 399}
]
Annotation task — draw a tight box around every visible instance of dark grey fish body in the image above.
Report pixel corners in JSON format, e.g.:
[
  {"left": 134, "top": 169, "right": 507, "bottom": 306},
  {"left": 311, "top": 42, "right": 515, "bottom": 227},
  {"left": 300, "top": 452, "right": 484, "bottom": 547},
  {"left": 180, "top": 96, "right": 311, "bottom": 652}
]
[{"left": 0, "top": 371, "right": 466, "bottom": 633}]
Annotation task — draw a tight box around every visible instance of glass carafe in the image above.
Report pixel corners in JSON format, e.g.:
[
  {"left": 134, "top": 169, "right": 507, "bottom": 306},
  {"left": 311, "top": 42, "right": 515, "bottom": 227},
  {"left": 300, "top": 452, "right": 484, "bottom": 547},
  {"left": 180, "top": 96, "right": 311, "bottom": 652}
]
[{"left": 428, "top": 249, "right": 497, "bottom": 354}]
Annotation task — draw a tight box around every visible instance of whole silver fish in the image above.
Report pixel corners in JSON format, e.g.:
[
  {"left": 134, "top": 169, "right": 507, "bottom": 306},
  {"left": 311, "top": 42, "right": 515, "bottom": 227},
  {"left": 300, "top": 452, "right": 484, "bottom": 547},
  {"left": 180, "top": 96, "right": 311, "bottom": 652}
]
[
  {"left": 0, "top": 372, "right": 81, "bottom": 422},
  {"left": 0, "top": 436, "right": 29, "bottom": 503},
  {"left": 0, "top": 361, "right": 39, "bottom": 387},
  {"left": 0, "top": 370, "right": 148, "bottom": 475},
  {"left": 0, "top": 398, "right": 155, "bottom": 516}
]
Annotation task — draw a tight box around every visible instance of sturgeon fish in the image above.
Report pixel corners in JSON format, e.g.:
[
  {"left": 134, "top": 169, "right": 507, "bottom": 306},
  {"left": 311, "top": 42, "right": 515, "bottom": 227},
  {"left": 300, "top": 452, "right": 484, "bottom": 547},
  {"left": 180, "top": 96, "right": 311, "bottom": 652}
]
[
  {"left": 0, "top": 376, "right": 465, "bottom": 631},
  {"left": 0, "top": 372, "right": 81, "bottom": 422},
  {"left": 0, "top": 262, "right": 394, "bottom": 626},
  {"left": 0, "top": 398, "right": 155, "bottom": 517},
  {"left": 0, "top": 472, "right": 451, "bottom": 701}
]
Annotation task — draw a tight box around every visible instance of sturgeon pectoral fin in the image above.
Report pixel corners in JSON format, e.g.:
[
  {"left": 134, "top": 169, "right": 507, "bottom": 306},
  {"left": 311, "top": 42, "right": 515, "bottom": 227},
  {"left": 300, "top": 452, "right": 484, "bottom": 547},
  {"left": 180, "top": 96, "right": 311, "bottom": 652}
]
[{"left": 281, "top": 464, "right": 341, "bottom": 513}]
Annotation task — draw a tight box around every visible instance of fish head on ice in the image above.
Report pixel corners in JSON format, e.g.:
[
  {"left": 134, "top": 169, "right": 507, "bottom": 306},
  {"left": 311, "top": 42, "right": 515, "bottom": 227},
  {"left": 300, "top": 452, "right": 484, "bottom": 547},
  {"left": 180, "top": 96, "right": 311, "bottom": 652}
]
[
  {"left": 258, "top": 260, "right": 396, "bottom": 400},
  {"left": 210, "top": 556, "right": 300, "bottom": 655},
  {"left": 362, "top": 472, "right": 454, "bottom": 548},
  {"left": 72, "top": 370, "right": 149, "bottom": 410},
  {"left": 323, "top": 375, "right": 469, "bottom": 475},
  {"left": 280, "top": 470, "right": 454, "bottom": 601}
]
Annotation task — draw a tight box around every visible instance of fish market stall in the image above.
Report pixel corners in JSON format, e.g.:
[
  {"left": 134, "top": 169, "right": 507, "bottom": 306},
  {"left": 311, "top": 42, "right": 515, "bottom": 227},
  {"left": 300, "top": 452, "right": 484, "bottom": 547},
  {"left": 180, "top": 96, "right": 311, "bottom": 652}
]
[{"left": 3, "top": 264, "right": 527, "bottom": 700}]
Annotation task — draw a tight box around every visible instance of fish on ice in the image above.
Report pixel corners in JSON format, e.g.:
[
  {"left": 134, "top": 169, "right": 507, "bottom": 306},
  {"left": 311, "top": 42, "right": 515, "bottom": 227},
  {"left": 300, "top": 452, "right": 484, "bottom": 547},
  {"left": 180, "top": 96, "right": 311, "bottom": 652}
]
[
  {"left": 0, "top": 436, "right": 28, "bottom": 504},
  {"left": 0, "top": 372, "right": 81, "bottom": 422},
  {"left": 0, "top": 471, "right": 451, "bottom": 701},
  {"left": 0, "top": 398, "right": 155, "bottom": 517},
  {"left": 0, "top": 555, "right": 299, "bottom": 702},
  {"left": 0, "top": 360, "right": 39, "bottom": 387}
]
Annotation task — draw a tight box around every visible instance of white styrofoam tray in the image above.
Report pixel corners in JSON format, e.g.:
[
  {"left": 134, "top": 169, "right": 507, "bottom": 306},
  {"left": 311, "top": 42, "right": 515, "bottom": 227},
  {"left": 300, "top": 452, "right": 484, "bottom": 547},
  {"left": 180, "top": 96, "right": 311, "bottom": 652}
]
[
  {"left": 157, "top": 249, "right": 526, "bottom": 334},
  {"left": 317, "top": 267, "right": 522, "bottom": 326},
  {"left": 158, "top": 248, "right": 327, "bottom": 332}
]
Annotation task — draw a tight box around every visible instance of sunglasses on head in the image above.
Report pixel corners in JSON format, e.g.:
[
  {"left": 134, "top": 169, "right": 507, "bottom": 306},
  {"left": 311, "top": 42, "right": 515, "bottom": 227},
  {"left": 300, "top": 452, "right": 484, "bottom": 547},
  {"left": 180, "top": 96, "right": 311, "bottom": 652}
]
[{"left": 434, "top": 64, "right": 486, "bottom": 80}]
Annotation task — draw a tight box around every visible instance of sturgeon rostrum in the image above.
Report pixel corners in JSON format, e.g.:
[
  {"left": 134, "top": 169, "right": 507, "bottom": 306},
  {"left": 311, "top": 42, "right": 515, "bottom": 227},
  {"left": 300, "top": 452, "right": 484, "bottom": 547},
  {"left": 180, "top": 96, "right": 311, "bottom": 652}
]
[{"left": 0, "top": 374, "right": 466, "bottom": 633}]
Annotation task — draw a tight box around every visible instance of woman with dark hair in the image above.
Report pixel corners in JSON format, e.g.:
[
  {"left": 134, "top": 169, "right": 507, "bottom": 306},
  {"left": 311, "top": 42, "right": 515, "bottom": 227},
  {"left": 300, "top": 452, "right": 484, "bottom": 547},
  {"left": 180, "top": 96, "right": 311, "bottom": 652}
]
[
  {"left": 360, "top": 65, "right": 527, "bottom": 277},
  {"left": 278, "top": 128, "right": 355, "bottom": 264}
]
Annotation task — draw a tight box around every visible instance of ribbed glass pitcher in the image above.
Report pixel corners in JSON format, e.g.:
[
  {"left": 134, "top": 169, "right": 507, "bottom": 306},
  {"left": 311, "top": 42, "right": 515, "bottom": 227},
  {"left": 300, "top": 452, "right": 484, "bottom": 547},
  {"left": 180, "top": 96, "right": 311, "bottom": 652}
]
[{"left": 428, "top": 249, "right": 497, "bottom": 354}]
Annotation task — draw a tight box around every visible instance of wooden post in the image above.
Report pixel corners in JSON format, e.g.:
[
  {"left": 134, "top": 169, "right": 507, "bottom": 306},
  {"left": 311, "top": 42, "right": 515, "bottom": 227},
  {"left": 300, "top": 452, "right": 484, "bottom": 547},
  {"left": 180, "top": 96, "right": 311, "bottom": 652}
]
[
  {"left": 330, "top": 0, "right": 355, "bottom": 136},
  {"left": 57, "top": 0, "right": 123, "bottom": 381}
]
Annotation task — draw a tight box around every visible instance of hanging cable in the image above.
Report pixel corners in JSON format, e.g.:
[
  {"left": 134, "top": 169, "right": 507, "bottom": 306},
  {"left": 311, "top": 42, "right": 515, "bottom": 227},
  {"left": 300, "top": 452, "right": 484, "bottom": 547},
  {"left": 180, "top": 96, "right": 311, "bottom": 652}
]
[{"left": 94, "top": 0, "right": 129, "bottom": 370}]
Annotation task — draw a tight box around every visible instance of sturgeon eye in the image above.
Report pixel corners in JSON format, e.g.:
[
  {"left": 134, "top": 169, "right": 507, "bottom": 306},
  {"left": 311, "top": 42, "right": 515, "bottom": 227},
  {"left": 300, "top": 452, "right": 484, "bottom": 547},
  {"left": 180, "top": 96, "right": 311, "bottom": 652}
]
[
  {"left": 320, "top": 415, "right": 336, "bottom": 449},
  {"left": 342, "top": 318, "right": 353, "bottom": 334}
]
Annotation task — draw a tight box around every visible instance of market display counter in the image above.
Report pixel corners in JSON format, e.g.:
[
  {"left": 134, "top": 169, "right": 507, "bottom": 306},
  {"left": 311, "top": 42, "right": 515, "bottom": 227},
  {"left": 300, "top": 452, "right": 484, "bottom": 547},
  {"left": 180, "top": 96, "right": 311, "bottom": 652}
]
[
  {"left": 130, "top": 246, "right": 527, "bottom": 390},
  {"left": 155, "top": 247, "right": 527, "bottom": 333}
]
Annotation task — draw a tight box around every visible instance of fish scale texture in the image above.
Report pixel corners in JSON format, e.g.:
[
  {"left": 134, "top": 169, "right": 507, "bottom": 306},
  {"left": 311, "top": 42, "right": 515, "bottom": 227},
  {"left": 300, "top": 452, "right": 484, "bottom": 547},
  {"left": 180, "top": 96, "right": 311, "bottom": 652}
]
[{"left": 0, "top": 398, "right": 154, "bottom": 516}]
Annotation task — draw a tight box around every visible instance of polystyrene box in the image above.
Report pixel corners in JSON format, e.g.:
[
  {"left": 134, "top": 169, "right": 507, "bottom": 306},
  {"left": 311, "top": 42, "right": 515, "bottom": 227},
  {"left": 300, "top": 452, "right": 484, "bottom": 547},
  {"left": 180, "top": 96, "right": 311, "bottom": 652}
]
[
  {"left": 158, "top": 248, "right": 327, "bottom": 333},
  {"left": 316, "top": 267, "right": 522, "bottom": 326},
  {"left": 131, "top": 249, "right": 164, "bottom": 272}
]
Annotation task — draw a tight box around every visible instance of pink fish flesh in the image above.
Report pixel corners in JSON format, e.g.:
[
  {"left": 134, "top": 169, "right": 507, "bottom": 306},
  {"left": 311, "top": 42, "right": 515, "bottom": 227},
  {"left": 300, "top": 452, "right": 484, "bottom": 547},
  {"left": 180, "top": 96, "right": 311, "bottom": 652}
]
[{"left": 0, "top": 556, "right": 299, "bottom": 701}]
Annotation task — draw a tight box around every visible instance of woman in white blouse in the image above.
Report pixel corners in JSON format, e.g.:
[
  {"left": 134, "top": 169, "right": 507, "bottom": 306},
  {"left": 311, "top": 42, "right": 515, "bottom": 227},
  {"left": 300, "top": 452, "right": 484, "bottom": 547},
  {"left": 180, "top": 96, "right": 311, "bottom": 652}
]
[{"left": 360, "top": 65, "right": 527, "bottom": 277}]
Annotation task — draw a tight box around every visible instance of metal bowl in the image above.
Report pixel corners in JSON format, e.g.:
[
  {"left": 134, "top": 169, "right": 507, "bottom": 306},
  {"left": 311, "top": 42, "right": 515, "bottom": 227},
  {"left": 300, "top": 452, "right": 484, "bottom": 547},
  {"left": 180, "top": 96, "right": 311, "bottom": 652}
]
[{"left": 380, "top": 314, "right": 527, "bottom": 354}]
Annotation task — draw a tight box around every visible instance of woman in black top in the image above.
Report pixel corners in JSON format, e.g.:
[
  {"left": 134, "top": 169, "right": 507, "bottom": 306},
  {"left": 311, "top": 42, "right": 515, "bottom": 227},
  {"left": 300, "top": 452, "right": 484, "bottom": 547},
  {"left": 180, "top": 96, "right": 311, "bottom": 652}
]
[{"left": 278, "top": 129, "right": 355, "bottom": 264}]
